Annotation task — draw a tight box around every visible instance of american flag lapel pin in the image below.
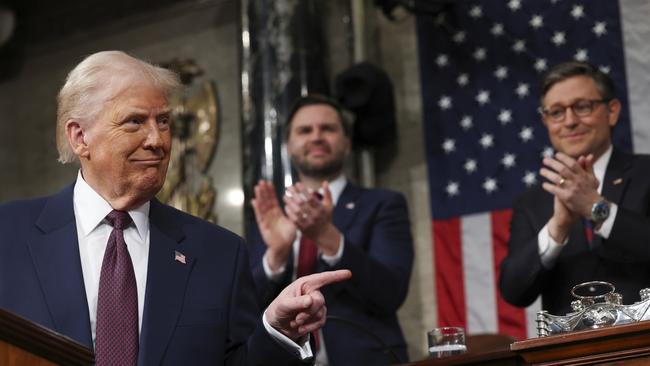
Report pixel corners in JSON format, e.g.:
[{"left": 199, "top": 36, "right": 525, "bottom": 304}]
[
  {"left": 345, "top": 202, "right": 355, "bottom": 210},
  {"left": 174, "top": 250, "right": 186, "bottom": 264},
  {"left": 613, "top": 178, "right": 623, "bottom": 185}
]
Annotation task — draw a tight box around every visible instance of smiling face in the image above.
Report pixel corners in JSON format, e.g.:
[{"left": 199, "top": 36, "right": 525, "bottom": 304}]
[
  {"left": 75, "top": 84, "right": 172, "bottom": 209},
  {"left": 541, "top": 75, "right": 620, "bottom": 159},
  {"left": 287, "top": 104, "right": 350, "bottom": 181}
]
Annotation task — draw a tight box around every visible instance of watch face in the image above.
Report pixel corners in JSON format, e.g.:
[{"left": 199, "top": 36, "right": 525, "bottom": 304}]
[{"left": 592, "top": 201, "right": 610, "bottom": 222}]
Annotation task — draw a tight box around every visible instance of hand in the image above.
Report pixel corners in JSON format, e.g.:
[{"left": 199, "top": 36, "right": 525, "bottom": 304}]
[
  {"left": 251, "top": 180, "right": 297, "bottom": 270},
  {"left": 540, "top": 152, "right": 602, "bottom": 218},
  {"left": 547, "top": 195, "right": 579, "bottom": 243},
  {"left": 284, "top": 182, "right": 342, "bottom": 256},
  {"left": 266, "top": 269, "right": 352, "bottom": 341}
]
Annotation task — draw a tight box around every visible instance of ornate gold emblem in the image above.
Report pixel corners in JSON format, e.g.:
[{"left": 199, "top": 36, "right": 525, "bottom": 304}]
[{"left": 157, "top": 59, "right": 219, "bottom": 222}]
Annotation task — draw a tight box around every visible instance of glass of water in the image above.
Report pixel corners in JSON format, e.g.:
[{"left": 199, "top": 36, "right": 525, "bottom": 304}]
[{"left": 428, "top": 327, "right": 467, "bottom": 358}]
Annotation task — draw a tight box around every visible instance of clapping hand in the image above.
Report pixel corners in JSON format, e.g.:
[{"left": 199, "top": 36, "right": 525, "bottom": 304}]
[
  {"left": 283, "top": 181, "right": 341, "bottom": 256},
  {"left": 251, "top": 180, "right": 297, "bottom": 270}
]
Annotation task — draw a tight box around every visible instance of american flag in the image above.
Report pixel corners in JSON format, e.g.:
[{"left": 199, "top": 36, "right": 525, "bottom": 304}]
[
  {"left": 174, "top": 250, "right": 187, "bottom": 265},
  {"left": 415, "top": 0, "right": 643, "bottom": 339}
]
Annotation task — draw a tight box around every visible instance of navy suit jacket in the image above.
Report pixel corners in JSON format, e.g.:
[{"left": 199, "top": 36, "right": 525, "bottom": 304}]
[
  {"left": 500, "top": 149, "right": 650, "bottom": 315},
  {"left": 248, "top": 183, "right": 414, "bottom": 366},
  {"left": 0, "top": 184, "right": 308, "bottom": 366}
]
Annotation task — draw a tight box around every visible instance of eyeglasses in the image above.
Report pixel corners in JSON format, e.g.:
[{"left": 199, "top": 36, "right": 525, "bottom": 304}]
[{"left": 539, "top": 99, "right": 610, "bottom": 122}]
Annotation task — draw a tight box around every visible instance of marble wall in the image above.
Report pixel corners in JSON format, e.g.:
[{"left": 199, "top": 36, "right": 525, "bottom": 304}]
[{"left": 373, "top": 9, "right": 434, "bottom": 361}]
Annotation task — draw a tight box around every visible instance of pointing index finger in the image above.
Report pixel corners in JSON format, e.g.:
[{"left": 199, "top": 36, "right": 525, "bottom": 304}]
[{"left": 300, "top": 270, "right": 352, "bottom": 293}]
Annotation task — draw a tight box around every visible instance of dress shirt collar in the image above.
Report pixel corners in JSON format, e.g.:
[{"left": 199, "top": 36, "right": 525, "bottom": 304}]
[
  {"left": 593, "top": 145, "right": 612, "bottom": 193},
  {"left": 327, "top": 174, "right": 347, "bottom": 206},
  {"left": 73, "top": 170, "right": 150, "bottom": 240}
]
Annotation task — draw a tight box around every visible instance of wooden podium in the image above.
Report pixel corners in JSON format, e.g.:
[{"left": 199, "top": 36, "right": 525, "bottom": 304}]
[
  {"left": 512, "top": 320, "right": 650, "bottom": 365},
  {"left": 403, "top": 320, "right": 650, "bottom": 366},
  {"left": 0, "top": 308, "right": 94, "bottom": 366}
]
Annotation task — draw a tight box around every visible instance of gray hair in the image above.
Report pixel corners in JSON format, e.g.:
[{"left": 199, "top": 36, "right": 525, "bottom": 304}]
[{"left": 56, "top": 50, "right": 181, "bottom": 163}]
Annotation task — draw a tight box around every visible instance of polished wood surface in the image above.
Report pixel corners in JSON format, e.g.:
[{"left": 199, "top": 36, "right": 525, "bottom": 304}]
[
  {"left": 512, "top": 321, "right": 650, "bottom": 365},
  {"left": 0, "top": 308, "right": 94, "bottom": 366},
  {"left": 404, "top": 321, "right": 650, "bottom": 366},
  {"left": 0, "top": 342, "right": 58, "bottom": 366},
  {"left": 402, "top": 349, "right": 521, "bottom": 366},
  {"left": 403, "top": 333, "right": 522, "bottom": 366}
]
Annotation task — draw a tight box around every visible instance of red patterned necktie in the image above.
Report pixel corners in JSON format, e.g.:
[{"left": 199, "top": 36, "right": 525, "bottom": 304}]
[
  {"left": 95, "top": 210, "right": 138, "bottom": 366},
  {"left": 296, "top": 235, "right": 320, "bottom": 350},
  {"left": 297, "top": 235, "right": 318, "bottom": 278}
]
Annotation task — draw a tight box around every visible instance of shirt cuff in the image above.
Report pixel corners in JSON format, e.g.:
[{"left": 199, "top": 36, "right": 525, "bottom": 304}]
[
  {"left": 593, "top": 202, "right": 618, "bottom": 239},
  {"left": 538, "top": 223, "right": 567, "bottom": 268},
  {"left": 321, "top": 234, "right": 344, "bottom": 266},
  {"left": 262, "top": 309, "right": 313, "bottom": 360},
  {"left": 263, "top": 252, "right": 287, "bottom": 282}
]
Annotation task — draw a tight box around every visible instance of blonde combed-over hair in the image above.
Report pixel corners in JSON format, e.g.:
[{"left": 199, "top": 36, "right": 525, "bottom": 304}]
[{"left": 56, "top": 50, "right": 181, "bottom": 164}]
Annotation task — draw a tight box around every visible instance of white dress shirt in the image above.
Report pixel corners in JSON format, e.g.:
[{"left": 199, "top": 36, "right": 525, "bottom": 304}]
[
  {"left": 539, "top": 146, "right": 619, "bottom": 267},
  {"left": 73, "top": 171, "right": 150, "bottom": 346},
  {"left": 74, "top": 171, "right": 311, "bottom": 359},
  {"left": 261, "top": 174, "right": 347, "bottom": 365}
]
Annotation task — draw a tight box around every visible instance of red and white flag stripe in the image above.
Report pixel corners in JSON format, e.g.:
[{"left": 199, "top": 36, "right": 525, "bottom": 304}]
[
  {"left": 433, "top": 210, "right": 539, "bottom": 339},
  {"left": 431, "top": 1, "right": 650, "bottom": 339}
]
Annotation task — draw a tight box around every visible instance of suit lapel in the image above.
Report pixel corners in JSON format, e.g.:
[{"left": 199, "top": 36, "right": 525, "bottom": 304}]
[
  {"left": 332, "top": 183, "right": 362, "bottom": 231},
  {"left": 139, "top": 200, "right": 194, "bottom": 366},
  {"left": 28, "top": 184, "right": 93, "bottom": 348},
  {"left": 592, "top": 148, "right": 633, "bottom": 249},
  {"left": 601, "top": 148, "right": 632, "bottom": 205}
]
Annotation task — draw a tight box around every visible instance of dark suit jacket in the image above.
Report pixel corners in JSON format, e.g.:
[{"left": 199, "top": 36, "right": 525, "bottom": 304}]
[
  {"left": 248, "top": 183, "right": 414, "bottom": 366},
  {"left": 0, "top": 184, "right": 308, "bottom": 366},
  {"left": 499, "top": 149, "right": 650, "bottom": 315}
]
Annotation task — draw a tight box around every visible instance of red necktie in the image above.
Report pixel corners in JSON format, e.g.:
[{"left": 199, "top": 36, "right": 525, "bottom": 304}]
[
  {"left": 297, "top": 235, "right": 318, "bottom": 278},
  {"left": 95, "top": 210, "right": 139, "bottom": 366},
  {"left": 296, "top": 235, "right": 320, "bottom": 350},
  {"left": 583, "top": 219, "right": 594, "bottom": 248}
]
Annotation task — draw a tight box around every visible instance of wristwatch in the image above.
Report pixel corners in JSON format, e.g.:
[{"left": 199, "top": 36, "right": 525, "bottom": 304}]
[{"left": 590, "top": 199, "right": 611, "bottom": 225}]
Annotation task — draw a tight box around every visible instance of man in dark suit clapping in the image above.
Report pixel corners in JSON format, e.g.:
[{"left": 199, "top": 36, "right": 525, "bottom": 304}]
[
  {"left": 249, "top": 95, "right": 414, "bottom": 365},
  {"left": 500, "top": 61, "right": 650, "bottom": 315}
]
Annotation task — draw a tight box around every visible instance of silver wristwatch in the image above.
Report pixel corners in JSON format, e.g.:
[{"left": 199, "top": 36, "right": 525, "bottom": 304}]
[{"left": 590, "top": 200, "right": 611, "bottom": 224}]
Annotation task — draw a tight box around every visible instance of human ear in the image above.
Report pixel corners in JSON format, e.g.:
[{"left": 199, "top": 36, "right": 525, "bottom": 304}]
[
  {"left": 66, "top": 120, "right": 90, "bottom": 159},
  {"left": 607, "top": 99, "right": 621, "bottom": 127}
]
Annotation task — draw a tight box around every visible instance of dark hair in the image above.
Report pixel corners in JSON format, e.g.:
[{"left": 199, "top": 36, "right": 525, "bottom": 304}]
[
  {"left": 285, "top": 94, "right": 351, "bottom": 138},
  {"left": 539, "top": 61, "right": 617, "bottom": 104}
]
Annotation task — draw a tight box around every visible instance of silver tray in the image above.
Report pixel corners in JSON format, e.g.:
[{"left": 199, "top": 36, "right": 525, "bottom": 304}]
[{"left": 536, "top": 281, "right": 650, "bottom": 337}]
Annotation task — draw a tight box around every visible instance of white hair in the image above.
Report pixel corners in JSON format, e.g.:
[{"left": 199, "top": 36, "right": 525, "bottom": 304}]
[{"left": 56, "top": 50, "right": 181, "bottom": 163}]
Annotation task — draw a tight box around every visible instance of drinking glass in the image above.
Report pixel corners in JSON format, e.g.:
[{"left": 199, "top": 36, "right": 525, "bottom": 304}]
[{"left": 427, "top": 326, "right": 467, "bottom": 358}]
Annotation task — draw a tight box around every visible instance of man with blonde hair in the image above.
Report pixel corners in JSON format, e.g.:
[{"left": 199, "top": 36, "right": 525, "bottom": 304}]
[{"left": 0, "top": 50, "right": 350, "bottom": 365}]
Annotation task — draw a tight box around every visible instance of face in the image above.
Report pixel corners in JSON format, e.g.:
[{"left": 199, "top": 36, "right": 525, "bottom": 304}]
[
  {"left": 287, "top": 104, "right": 350, "bottom": 180},
  {"left": 75, "top": 84, "right": 172, "bottom": 209},
  {"left": 541, "top": 75, "right": 620, "bottom": 159}
]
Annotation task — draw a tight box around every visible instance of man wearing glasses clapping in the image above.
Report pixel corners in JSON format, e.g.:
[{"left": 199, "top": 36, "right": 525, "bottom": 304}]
[{"left": 500, "top": 61, "right": 650, "bottom": 315}]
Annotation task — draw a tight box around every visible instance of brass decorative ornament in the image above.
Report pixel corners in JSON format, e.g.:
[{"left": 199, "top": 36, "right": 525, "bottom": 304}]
[{"left": 157, "top": 59, "right": 219, "bottom": 223}]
